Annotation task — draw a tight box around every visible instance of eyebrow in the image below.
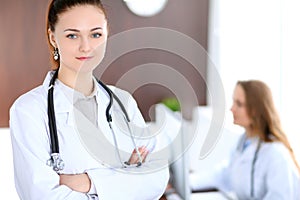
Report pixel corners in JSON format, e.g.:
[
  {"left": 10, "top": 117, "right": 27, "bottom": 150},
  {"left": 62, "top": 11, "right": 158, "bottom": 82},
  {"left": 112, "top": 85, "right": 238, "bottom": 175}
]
[{"left": 64, "top": 27, "right": 103, "bottom": 32}]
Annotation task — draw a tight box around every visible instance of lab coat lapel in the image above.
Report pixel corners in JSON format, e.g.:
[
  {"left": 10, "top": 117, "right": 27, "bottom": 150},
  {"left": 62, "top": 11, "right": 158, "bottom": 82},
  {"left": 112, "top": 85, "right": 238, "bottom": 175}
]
[
  {"left": 42, "top": 71, "right": 74, "bottom": 124},
  {"left": 72, "top": 107, "right": 130, "bottom": 168}
]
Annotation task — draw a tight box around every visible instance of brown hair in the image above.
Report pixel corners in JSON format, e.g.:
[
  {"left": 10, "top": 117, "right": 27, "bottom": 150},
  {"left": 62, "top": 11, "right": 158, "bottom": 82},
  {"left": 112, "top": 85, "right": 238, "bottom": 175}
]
[
  {"left": 46, "top": 0, "right": 108, "bottom": 69},
  {"left": 237, "top": 80, "right": 300, "bottom": 173}
]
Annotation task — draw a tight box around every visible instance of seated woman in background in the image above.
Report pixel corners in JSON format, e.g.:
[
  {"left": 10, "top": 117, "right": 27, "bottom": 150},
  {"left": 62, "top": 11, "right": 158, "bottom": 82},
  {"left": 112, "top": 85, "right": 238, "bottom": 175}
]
[{"left": 193, "top": 80, "right": 300, "bottom": 199}]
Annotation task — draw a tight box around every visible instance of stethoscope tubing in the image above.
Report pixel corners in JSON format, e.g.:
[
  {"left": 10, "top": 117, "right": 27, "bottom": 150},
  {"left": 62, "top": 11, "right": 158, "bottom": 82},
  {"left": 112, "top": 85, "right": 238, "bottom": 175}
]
[
  {"left": 237, "top": 134, "right": 261, "bottom": 198},
  {"left": 47, "top": 69, "right": 142, "bottom": 172},
  {"left": 250, "top": 140, "right": 261, "bottom": 198},
  {"left": 48, "top": 70, "right": 59, "bottom": 154}
]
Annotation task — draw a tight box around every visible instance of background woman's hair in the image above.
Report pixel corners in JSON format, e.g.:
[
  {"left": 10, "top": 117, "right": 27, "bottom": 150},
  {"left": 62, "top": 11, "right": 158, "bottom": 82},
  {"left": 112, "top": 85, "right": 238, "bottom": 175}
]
[
  {"left": 46, "top": 0, "right": 107, "bottom": 69},
  {"left": 237, "top": 80, "right": 300, "bottom": 173}
]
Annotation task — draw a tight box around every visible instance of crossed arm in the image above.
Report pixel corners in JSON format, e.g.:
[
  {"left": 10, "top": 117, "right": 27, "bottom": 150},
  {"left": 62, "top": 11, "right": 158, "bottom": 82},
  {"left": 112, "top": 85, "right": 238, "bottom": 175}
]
[{"left": 59, "top": 146, "right": 149, "bottom": 193}]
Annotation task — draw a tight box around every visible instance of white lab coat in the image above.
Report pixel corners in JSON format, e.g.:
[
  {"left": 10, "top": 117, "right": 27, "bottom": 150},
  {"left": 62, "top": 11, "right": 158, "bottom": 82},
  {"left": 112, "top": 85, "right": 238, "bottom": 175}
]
[
  {"left": 9, "top": 71, "right": 169, "bottom": 200},
  {"left": 220, "top": 135, "right": 300, "bottom": 200},
  {"left": 190, "top": 134, "right": 300, "bottom": 200}
]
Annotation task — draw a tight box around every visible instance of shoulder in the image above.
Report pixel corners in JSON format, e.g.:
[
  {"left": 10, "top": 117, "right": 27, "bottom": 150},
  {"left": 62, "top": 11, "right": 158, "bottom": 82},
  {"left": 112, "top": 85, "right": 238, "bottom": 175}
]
[
  {"left": 260, "top": 142, "right": 292, "bottom": 164},
  {"left": 106, "top": 85, "right": 145, "bottom": 123},
  {"left": 261, "top": 142, "right": 288, "bottom": 155},
  {"left": 107, "top": 85, "right": 137, "bottom": 106},
  {"left": 108, "top": 85, "right": 132, "bottom": 98},
  {"left": 11, "top": 86, "right": 47, "bottom": 112},
  {"left": 10, "top": 72, "right": 50, "bottom": 114}
]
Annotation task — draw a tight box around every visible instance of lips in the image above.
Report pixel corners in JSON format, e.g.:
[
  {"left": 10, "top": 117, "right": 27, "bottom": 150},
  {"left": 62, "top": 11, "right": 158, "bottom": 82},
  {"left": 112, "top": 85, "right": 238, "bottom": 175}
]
[{"left": 76, "top": 56, "right": 93, "bottom": 61}]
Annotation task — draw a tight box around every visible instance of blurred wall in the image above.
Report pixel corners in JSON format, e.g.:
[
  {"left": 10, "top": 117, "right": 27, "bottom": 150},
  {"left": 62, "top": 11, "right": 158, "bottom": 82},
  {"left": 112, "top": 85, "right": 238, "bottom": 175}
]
[
  {"left": 0, "top": 0, "right": 50, "bottom": 127},
  {"left": 0, "top": 0, "right": 208, "bottom": 127}
]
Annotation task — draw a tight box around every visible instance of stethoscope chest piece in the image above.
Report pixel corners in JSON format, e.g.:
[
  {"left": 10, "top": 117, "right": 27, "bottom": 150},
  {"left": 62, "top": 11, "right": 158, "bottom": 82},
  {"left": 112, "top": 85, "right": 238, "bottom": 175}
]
[
  {"left": 46, "top": 70, "right": 143, "bottom": 172},
  {"left": 47, "top": 153, "right": 65, "bottom": 172}
]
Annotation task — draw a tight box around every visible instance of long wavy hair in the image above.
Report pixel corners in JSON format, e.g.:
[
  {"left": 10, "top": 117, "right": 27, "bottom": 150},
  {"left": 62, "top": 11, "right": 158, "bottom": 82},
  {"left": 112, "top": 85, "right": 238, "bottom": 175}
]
[{"left": 237, "top": 80, "right": 300, "bottom": 173}]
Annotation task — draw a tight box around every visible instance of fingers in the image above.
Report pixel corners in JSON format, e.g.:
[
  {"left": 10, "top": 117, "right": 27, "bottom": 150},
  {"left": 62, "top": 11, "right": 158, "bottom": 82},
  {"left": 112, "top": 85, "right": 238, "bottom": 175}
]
[
  {"left": 128, "top": 146, "right": 149, "bottom": 165},
  {"left": 139, "top": 146, "right": 149, "bottom": 162}
]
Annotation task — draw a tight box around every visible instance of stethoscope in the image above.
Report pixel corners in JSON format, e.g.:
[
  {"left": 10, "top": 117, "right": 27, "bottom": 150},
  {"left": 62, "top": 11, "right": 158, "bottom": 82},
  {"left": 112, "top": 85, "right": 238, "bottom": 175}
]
[
  {"left": 46, "top": 69, "right": 143, "bottom": 172},
  {"left": 237, "top": 134, "right": 262, "bottom": 199}
]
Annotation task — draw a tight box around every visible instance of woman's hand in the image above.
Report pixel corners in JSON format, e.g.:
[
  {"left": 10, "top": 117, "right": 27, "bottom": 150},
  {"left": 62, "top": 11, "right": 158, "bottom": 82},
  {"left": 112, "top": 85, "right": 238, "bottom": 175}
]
[
  {"left": 59, "top": 173, "right": 91, "bottom": 193},
  {"left": 128, "top": 146, "right": 149, "bottom": 164}
]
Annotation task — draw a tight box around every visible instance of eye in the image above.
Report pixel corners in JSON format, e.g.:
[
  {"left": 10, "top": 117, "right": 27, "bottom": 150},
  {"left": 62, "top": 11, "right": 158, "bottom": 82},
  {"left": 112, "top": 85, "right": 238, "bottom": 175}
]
[
  {"left": 91, "top": 33, "right": 102, "bottom": 38},
  {"left": 66, "top": 34, "right": 77, "bottom": 39},
  {"left": 236, "top": 100, "right": 245, "bottom": 108}
]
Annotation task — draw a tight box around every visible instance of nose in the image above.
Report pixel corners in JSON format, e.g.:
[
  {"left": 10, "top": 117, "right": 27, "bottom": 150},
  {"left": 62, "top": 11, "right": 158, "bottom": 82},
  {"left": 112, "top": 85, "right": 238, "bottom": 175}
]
[
  {"left": 79, "top": 37, "right": 92, "bottom": 53},
  {"left": 230, "top": 104, "right": 235, "bottom": 113}
]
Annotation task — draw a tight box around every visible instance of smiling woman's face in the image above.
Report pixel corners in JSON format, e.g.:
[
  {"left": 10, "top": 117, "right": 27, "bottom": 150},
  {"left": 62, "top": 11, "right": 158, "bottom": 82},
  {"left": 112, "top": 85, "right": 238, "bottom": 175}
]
[{"left": 48, "top": 5, "right": 108, "bottom": 74}]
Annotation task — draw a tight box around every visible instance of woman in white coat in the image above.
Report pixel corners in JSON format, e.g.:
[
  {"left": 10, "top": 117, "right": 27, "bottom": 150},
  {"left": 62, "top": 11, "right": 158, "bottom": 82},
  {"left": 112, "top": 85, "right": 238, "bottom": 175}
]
[
  {"left": 9, "top": 0, "right": 169, "bottom": 199},
  {"left": 190, "top": 80, "right": 300, "bottom": 199},
  {"left": 224, "top": 80, "right": 300, "bottom": 199}
]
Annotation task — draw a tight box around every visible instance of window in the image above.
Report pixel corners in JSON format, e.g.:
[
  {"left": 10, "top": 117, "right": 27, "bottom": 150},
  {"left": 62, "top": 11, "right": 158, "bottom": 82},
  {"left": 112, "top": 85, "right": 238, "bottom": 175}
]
[{"left": 208, "top": 0, "right": 300, "bottom": 161}]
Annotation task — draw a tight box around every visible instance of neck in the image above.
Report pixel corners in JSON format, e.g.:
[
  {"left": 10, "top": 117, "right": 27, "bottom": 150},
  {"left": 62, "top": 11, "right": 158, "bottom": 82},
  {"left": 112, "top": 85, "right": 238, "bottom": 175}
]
[
  {"left": 245, "top": 127, "right": 261, "bottom": 139},
  {"left": 244, "top": 126, "right": 254, "bottom": 137},
  {"left": 57, "top": 67, "right": 94, "bottom": 96}
]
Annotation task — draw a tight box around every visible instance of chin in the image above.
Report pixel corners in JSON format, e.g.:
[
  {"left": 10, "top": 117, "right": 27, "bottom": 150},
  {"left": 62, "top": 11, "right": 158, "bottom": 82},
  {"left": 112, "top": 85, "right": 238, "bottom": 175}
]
[{"left": 233, "top": 119, "right": 240, "bottom": 126}]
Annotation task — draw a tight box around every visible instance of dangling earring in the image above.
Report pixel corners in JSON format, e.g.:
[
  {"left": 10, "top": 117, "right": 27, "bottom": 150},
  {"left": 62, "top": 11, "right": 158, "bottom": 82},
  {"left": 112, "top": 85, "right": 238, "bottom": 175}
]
[{"left": 53, "top": 48, "right": 59, "bottom": 61}]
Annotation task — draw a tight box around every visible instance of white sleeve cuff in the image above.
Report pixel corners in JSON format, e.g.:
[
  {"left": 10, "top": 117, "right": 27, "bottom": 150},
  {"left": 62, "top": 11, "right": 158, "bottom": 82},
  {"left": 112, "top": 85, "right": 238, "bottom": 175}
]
[{"left": 87, "top": 172, "right": 97, "bottom": 195}]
